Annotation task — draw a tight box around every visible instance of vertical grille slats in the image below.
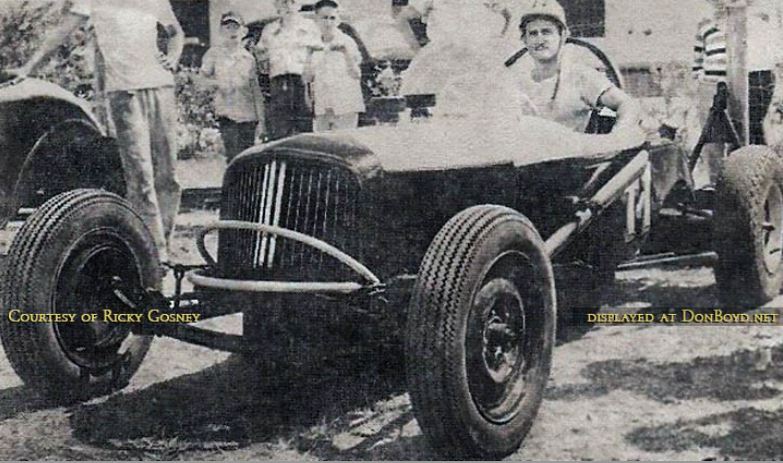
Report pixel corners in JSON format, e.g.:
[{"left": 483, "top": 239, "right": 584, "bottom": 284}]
[
  {"left": 254, "top": 163, "right": 271, "bottom": 266},
  {"left": 268, "top": 161, "right": 287, "bottom": 268},
  {"left": 313, "top": 171, "right": 323, "bottom": 268},
  {"left": 282, "top": 162, "right": 297, "bottom": 267},
  {"left": 218, "top": 156, "right": 361, "bottom": 281}
]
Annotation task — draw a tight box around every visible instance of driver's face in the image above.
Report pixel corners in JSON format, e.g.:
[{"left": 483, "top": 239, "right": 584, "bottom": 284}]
[
  {"left": 317, "top": 6, "right": 339, "bottom": 33},
  {"left": 523, "top": 18, "right": 563, "bottom": 63}
]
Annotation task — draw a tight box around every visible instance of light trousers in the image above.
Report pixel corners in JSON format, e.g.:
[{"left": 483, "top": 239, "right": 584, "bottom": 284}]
[{"left": 108, "top": 87, "right": 181, "bottom": 262}]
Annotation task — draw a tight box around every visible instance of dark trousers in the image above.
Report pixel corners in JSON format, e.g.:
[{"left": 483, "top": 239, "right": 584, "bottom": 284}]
[
  {"left": 268, "top": 74, "right": 312, "bottom": 140},
  {"left": 218, "top": 117, "right": 256, "bottom": 162},
  {"left": 749, "top": 70, "right": 776, "bottom": 145}
]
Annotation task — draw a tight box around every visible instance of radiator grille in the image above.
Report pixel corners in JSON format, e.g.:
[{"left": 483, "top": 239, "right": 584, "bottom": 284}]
[{"left": 218, "top": 157, "right": 361, "bottom": 280}]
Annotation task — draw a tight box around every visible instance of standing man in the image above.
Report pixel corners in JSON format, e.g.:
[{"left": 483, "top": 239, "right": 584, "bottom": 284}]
[
  {"left": 514, "top": 0, "right": 641, "bottom": 135},
  {"left": 12, "top": 0, "right": 184, "bottom": 267},
  {"left": 745, "top": 0, "right": 783, "bottom": 144},
  {"left": 692, "top": 0, "right": 728, "bottom": 187},
  {"left": 256, "top": 0, "right": 322, "bottom": 140},
  {"left": 693, "top": 0, "right": 783, "bottom": 144},
  {"left": 691, "top": 0, "right": 783, "bottom": 184}
]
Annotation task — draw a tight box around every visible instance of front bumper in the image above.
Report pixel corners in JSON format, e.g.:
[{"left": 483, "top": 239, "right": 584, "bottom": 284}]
[{"left": 187, "top": 220, "right": 382, "bottom": 295}]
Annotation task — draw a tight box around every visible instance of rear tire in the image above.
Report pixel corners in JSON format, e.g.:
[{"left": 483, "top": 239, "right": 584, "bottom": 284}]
[
  {"left": 0, "top": 189, "right": 156, "bottom": 404},
  {"left": 406, "top": 205, "right": 556, "bottom": 459},
  {"left": 715, "top": 146, "right": 783, "bottom": 307}
]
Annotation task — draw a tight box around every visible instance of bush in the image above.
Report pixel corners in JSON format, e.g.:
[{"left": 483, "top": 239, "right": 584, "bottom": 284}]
[
  {"left": 0, "top": 0, "right": 93, "bottom": 97},
  {"left": 174, "top": 67, "right": 221, "bottom": 159}
]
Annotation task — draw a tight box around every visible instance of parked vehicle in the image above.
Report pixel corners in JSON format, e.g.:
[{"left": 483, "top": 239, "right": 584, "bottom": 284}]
[{"left": 0, "top": 38, "right": 781, "bottom": 459}]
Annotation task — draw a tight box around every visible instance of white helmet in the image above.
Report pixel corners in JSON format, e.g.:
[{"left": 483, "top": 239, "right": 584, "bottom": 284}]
[{"left": 519, "top": 0, "right": 568, "bottom": 34}]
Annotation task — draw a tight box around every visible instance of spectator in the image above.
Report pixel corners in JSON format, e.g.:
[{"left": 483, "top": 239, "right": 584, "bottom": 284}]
[
  {"left": 199, "top": 11, "right": 265, "bottom": 161},
  {"left": 256, "top": 0, "right": 322, "bottom": 140},
  {"left": 308, "top": 0, "right": 364, "bottom": 131},
  {"left": 691, "top": 1, "right": 727, "bottom": 187},
  {"left": 747, "top": 0, "right": 783, "bottom": 144},
  {"left": 11, "top": 0, "right": 183, "bottom": 270},
  {"left": 693, "top": 0, "right": 783, "bottom": 145}
]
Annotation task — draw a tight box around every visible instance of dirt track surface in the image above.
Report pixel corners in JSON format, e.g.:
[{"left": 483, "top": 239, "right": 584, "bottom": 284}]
[{"left": 0, "top": 210, "right": 782, "bottom": 460}]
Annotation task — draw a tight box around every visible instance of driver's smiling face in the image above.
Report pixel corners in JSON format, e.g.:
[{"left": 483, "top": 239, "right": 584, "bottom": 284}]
[{"left": 523, "top": 18, "right": 563, "bottom": 63}]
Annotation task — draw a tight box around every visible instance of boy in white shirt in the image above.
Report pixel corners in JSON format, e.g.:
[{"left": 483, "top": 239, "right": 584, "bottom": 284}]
[{"left": 308, "top": 0, "right": 365, "bottom": 131}]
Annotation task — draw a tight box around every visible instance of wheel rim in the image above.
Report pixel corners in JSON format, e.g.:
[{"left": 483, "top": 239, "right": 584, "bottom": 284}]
[
  {"left": 53, "top": 230, "right": 143, "bottom": 370},
  {"left": 762, "top": 184, "right": 783, "bottom": 274},
  {"left": 466, "top": 250, "right": 545, "bottom": 424}
]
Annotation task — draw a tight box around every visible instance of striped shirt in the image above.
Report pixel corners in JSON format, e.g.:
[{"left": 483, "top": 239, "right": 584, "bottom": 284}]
[{"left": 692, "top": 18, "right": 727, "bottom": 83}]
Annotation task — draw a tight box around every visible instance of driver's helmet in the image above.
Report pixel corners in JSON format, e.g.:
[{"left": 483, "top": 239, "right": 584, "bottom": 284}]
[{"left": 519, "top": 0, "right": 568, "bottom": 35}]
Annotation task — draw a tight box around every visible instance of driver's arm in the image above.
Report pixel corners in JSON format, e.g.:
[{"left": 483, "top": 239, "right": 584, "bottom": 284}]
[
  {"left": 598, "top": 86, "right": 642, "bottom": 133},
  {"left": 17, "top": 11, "right": 87, "bottom": 76}
]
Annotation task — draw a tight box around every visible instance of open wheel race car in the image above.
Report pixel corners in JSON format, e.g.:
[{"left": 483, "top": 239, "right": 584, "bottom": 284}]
[{"left": 1, "top": 39, "right": 782, "bottom": 459}]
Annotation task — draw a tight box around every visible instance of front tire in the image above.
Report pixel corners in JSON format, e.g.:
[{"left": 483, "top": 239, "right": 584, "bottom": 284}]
[
  {"left": 406, "top": 205, "right": 556, "bottom": 459},
  {"left": 715, "top": 146, "right": 783, "bottom": 307},
  {"left": 0, "top": 189, "right": 156, "bottom": 404}
]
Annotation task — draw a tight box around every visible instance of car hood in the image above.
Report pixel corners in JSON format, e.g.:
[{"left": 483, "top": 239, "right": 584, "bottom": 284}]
[{"left": 292, "top": 116, "right": 646, "bottom": 173}]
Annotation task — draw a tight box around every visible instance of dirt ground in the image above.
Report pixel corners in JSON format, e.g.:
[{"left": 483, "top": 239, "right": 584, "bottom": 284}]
[{"left": 0, "top": 209, "right": 781, "bottom": 461}]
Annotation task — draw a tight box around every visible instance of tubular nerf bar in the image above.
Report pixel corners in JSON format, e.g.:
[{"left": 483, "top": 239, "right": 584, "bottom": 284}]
[
  {"left": 187, "top": 220, "right": 381, "bottom": 294},
  {"left": 545, "top": 150, "right": 650, "bottom": 257}
]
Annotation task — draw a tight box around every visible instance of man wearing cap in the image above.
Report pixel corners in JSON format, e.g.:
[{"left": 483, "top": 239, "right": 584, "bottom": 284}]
[
  {"left": 256, "top": 0, "right": 322, "bottom": 140},
  {"left": 515, "top": 0, "right": 640, "bottom": 134},
  {"left": 199, "top": 11, "right": 265, "bottom": 161},
  {"left": 11, "top": 0, "right": 183, "bottom": 270}
]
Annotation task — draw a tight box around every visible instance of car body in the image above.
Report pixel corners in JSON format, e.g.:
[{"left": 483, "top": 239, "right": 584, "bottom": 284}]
[
  {"left": 0, "top": 78, "right": 124, "bottom": 230},
  {"left": 216, "top": 119, "right": 670, "bottom": 281}
]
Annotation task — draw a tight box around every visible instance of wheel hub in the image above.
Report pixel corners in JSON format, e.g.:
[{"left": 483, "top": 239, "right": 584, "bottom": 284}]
[
  {"left": 466, "top": 250, "right": 541, "bottom": 425},
  {"left": 54, "top": 233, "right": 141, "bottom": 370},
  {"left": 480, "top": 290, "right": 524, "bottom": 384}
]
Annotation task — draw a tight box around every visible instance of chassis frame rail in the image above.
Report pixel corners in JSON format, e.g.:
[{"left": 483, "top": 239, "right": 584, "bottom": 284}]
[{"left": 545, "top": 150, "right": 650, "bottom": 257}]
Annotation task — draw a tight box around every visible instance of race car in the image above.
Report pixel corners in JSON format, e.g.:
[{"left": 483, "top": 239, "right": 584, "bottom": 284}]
[{"left": 0, "top": 37, "right": 780, "bottom": 459}]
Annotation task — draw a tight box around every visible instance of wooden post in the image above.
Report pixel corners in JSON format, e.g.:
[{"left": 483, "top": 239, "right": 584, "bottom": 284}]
[{"left": 726, "top": 0, "right": 749, "bottom": 146}]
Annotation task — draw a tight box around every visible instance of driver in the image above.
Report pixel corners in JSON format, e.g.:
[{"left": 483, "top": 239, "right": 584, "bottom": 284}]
[{"left": 514, "top": 0, "right": 641, "bottom": 134}]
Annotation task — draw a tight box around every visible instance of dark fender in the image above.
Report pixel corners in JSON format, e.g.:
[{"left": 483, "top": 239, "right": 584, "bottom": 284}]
[{"left": 0, "top": 80, "right": 125, "bottom": 229}]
